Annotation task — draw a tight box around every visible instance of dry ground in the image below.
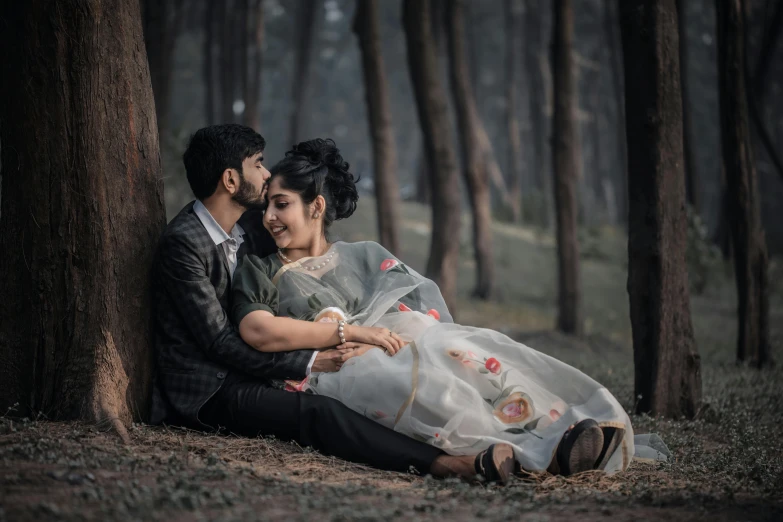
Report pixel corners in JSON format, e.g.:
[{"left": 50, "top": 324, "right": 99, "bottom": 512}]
[{"left": 2, "top": 200, "right": 782, "bottom": 521}]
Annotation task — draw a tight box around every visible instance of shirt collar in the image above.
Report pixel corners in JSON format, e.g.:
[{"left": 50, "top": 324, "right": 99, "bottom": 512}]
[{"left": 193, "top": 200, "right": 245, "bottom": 246}]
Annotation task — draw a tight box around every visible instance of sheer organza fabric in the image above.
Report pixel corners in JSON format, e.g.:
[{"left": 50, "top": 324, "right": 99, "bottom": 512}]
[{"left": 268, "top": 241, "right": 662, "bottom": 473}]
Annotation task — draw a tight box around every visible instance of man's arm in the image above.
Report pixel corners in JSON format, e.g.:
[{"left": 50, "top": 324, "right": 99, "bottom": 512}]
[{"left": 159, "top": 233, "right": 314, "bottom": 380}]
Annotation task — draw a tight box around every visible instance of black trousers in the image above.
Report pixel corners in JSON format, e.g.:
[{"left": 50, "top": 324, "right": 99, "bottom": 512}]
[{"left": 199, "top": 373, "right": 442, "bottom": 474}]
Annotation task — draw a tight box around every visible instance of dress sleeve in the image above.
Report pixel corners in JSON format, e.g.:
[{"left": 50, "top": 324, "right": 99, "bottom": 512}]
[{"left": 231, "top": 255, "right": 279, "bottom": 324}]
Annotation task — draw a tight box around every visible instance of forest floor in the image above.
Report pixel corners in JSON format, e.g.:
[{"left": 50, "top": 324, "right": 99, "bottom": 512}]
[{"left": 2, "top": 199, "right": 783, "bottom": 521}]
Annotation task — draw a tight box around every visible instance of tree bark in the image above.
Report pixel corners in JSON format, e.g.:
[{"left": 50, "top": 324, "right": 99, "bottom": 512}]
[
  {"left": 403, "top": 0, "right": 462, "bottom": 313},
  {"left": 288, "top": 0, "right": 318, "bottom": 146},
  {"left": 677, "top": 0, "right": 699, "bottom": 213},
  {"left": 243, "top": 0, "right": 265, "bottom": 130},
  {"left": 619, "top": 0, "right": 702, "bottom": 418},
  {"left": 446, "top": 0, "right": 494, "bottom": 299},
  {"left": 715, "top": 0, "right": 772, "bottom": 368},
  {"left": 203, "top": 0, "right": 216, "bottom": 124},
  {"left": 506, "top": 0, "right": 524, "bottom": 223},
  {"left": 142, "top": 0, "right": 185, "bottom": 140},
  {"left": 551, "top": 0, "right": 582, "bottom": 336},
  {"left": 354, "top": 0, "right": 401, "bottom": 256},
  {"left": 0, "top": 0, "right": 166, "bottom": 434},
  {"left": 525, "top": 0, "right": 552, "bottom": 228},
  {"left": 603, "top": 0, "right": 628, "bottom": 227}
]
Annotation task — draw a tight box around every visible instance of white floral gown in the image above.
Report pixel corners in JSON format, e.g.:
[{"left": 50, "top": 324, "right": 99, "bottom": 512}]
[{"left": 232, "top": 241, "right": 653, "bottom": 473}]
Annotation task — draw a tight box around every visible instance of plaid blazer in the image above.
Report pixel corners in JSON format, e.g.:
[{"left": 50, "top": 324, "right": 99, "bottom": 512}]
[{"left": 150, "top": 203, "right": 314, "bottom": 426}]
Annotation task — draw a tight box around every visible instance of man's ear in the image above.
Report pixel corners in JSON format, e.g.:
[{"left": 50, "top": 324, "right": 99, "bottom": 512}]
[
  {"left": 221, "top": 168, "right": 239, "bottom": 195},
  {"left": 313, "top": 195, "right": 326, "bottom": 217}
]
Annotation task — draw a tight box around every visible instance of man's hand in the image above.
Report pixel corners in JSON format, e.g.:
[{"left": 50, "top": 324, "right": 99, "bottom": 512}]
[
  {"left": 337, "top": 343, "right": 385, "bottom": 363},
  {"left": 311, "top": 348, "right": 349, "bottom": 373}
]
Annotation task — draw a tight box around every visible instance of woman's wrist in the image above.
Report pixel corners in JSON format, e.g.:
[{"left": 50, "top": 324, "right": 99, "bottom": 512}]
[{"left": 342, "top": 323, "right": 353, "bottom": 343}]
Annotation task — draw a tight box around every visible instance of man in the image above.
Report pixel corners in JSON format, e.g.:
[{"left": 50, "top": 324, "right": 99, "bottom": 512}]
[{"left": 150, "top": 124, "right": 514, "bottom": 483}]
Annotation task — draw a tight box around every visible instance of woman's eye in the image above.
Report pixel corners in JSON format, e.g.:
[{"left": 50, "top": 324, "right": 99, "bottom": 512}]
[{"left": 276, "top": 202, "right": 288, "bottom": 209}]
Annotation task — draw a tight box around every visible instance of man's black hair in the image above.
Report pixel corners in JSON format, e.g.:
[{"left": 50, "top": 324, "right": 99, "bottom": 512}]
[{"left": 182, "top": 124, "right": 266, "bottom": 200}]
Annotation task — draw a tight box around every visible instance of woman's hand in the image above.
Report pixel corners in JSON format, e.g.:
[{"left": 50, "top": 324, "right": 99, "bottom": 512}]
[{"left": 343, "top": 325, "right": 407, "bottom": 355}]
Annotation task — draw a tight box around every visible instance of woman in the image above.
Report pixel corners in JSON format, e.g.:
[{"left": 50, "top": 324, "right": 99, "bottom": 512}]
[{"left": 232, "top": 139, "right": 639, "bottom": 480}]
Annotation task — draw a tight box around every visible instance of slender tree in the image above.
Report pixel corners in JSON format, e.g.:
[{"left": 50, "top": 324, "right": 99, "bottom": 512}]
[
  {"left": 620, "top": 0, "right": 702, "bottom": 418},
  {"left": 551, "top": 0, "right": 582, "bottom": 335},
  {"left": 525, "top": 0, "right": 551, "bottom": 228},
  {"left": 403, "top": 0, "right": 462, "bottom": 312},
  {"left": 142, "top": 0, "right": 185, "bottom": 139},
  {"left": 354, "top": 0, "right": 401, "bottom": 255},
  {"left": 244, "top": 0, "right": 265, "bottom": 130},
  {"left": 715, "top": 0, "right": 771, "bottom": 367},
  {"left": 677, "top": 0, "right": 699, "bottom": 213},
  {"left": 603, "top": 0, "right": 628, "bottom": 226},
  {"left": 203, "top": 0, "right": 216, "bottom": 124},
  {"left": 446, "top": 0, "right": 494, "bottom": 299},
  {"left": 0, "top": 0, "right": 166, "bottom": 437},
  {"left": 506, "top": 0, "right": 525, "bottom": 223},
  {"left": 288, "top": 0, "right": 319, "bottom": 145}
]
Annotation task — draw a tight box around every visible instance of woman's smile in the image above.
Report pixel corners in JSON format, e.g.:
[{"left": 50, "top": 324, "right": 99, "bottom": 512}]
[{"left": 270, "top": 225, "right": 287, "bottom": 236}]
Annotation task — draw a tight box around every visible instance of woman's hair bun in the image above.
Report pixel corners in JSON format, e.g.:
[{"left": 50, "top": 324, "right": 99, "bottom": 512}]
[{"left": 290, "top": 138, "right": 358, "bottom": 221}]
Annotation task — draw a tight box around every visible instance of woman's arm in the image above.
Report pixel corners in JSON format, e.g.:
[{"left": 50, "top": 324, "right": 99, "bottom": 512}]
[{"left": 239, "top": 310, "right": 407, "bottom": 354}]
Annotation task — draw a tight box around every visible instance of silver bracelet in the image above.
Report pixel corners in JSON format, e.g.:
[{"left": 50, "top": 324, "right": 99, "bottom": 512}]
[{"left": 337, "top": 320, "right": 346, "bottom": 344}]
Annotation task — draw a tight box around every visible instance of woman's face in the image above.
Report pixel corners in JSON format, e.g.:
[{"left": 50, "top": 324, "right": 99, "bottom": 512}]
[{"left": 263, "top": 176, "right": 317, "bottom": 250}]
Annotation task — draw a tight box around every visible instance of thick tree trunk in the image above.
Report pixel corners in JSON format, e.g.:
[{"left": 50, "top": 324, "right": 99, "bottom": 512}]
[
  {"left": 354, "top": 0, "right": 401, "bottom": 256},
  {"left": 203, "top": 0, "right": 216, "bottom": 124},
  {"left": 677, "top": 0, "right": 699, "bottom": 213},
  {"left": 603, "top": 0, "right": 628, "bottom": 227},
  {"left": 403, "top": 0, "right": 462, "bottom": 313},
  {"left": 506, "top": 0, "right": 524, "bottom": 223},
  {"left": 525, "top": 0, "right": 551, "bottom": 229},
  {"left": 715, "top": 0, "right": 771, "bottom": 368},
  {"left": 619, "top": 0, "right": 702, "bottom": 418},
  {"left": 243, "top": 0, "right": 265, "bottom": 130},
  {"left": 142, "top": 0, "right": 184, "bottom": 141},
  {"left": 0, "top": 0, "right": 166, "bottom": 434},
  {"left": 551, "top": 0, "right": 582, "bottom": 336},
  {"left": 288, "top": 0, "right": 318, "bottom": 146},
  {"left": 446, "top": 0, "right": 494, "bottom": 299}
]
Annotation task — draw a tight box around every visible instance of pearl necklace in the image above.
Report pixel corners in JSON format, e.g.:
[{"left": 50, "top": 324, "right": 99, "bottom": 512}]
[{"left": 278, "top": 246, "right": 335, "bottom": 271}]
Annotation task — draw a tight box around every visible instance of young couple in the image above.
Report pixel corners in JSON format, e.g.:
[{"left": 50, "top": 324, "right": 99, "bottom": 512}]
[{"left": 151, "top": 123, "right": 635, "bottom": 484}]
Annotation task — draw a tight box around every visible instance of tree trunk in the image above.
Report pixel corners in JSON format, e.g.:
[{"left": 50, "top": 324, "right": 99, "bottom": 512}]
[
  {"left": 446, "top": 0, "right": 494, "bottom": 299},
  {"left": 403, "top": 0, "right": 462, "bottom": 313},
  {"left": 203, "top": 0, "right": 216, "bottom": 124},
  {"left": 218, "top": 0, "right": 238, "bottom": 123},
  {"left": 525, "top": 0, "right": 551, "bottom": 228},
  {"left": 142, "top": 0, "right": 185, "bottom": 141},
  {"left": 603, "top": 0, "right": 628, "bottom": 227},
  {"left": 677, "top": 0, "right": 699, "bottom": 213},
  {"left": 506, "top": 0, "right": 524, "bottom": 223},
  {"left": 243, "top": 0, "right": 265, "bottom": 130},
  {"left": 715, "top": 0, "right": 772, "bottom": 368},
  {"left": 551, "top": 0, "right": 582, "bottom": 336},
  {"left": 354, "top": 0, "right": 401, "bottom": 256},
  {"left": 619, "top": 0, "right": 702, "bottom": 418},
  {"left": 0, "top": 0, "right": 166, "bottom": 435},
  {"left": 288, "top": 0, "right": 318, "bottom": 146}
]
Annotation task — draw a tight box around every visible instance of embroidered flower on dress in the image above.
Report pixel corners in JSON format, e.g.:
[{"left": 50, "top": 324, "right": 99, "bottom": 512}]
[
  {"left": 380, "top": 259, "right": 399, "bottom": 271},
  {"left": 398, "top": 303, "right": 413, "bottom": 312},
  {"left": 426, "top": 309, "right": 440, "bottom": 320},
  {"left": 447, "top": 349, "right": 465, "bottom": 360},
  {"left": 493, "top": 392, "right": 534, "bottom": 424},
  {"left": 485, "top": 358, "right": 501, "bottom": 374}
]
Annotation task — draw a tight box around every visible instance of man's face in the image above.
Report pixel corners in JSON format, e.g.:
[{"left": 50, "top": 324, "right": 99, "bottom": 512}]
[{"left": 232, "top": 152, "right": 270, "bottom": 210}]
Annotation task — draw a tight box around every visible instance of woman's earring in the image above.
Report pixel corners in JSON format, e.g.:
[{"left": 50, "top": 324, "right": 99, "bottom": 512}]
[{"left": 314, "top": 212, "right": 320, "bottom": 218}]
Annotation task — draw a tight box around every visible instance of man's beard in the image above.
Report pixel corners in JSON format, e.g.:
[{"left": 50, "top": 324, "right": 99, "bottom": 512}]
[{"left": 232, "top": 173, "right": 266, "bottom": 211}]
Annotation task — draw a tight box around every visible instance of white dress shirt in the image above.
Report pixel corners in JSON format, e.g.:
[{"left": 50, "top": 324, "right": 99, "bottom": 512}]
[{"left": 193, "top": 200, "right": 317, "bottom": 375}]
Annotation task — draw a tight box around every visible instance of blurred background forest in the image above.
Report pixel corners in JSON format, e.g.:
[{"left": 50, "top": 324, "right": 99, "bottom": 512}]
[{"left": 155, "top": 0, "right": 783, "bottom": 255}]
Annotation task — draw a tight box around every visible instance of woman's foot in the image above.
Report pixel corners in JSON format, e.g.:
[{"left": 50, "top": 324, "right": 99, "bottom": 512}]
[
  {"left": 554, "top": 419, "right": 604, "bottom": 476},
  {"left": 430, "top": 444, "right": 515, "bottom": 485},
  {"left": 474, "top": 444, "right": 515, "bottom": 484}
]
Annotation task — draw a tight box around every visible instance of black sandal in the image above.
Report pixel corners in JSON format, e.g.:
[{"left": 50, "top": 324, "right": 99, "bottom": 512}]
[
  {"left": 556, "top": 419, "right": 604, "bottom": 476},
  {"left": 474, "top": 443, "right": 515, "bottom": 485},
  {"left": 594, "top": 426, "right": 625, "bottom": 471}
]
